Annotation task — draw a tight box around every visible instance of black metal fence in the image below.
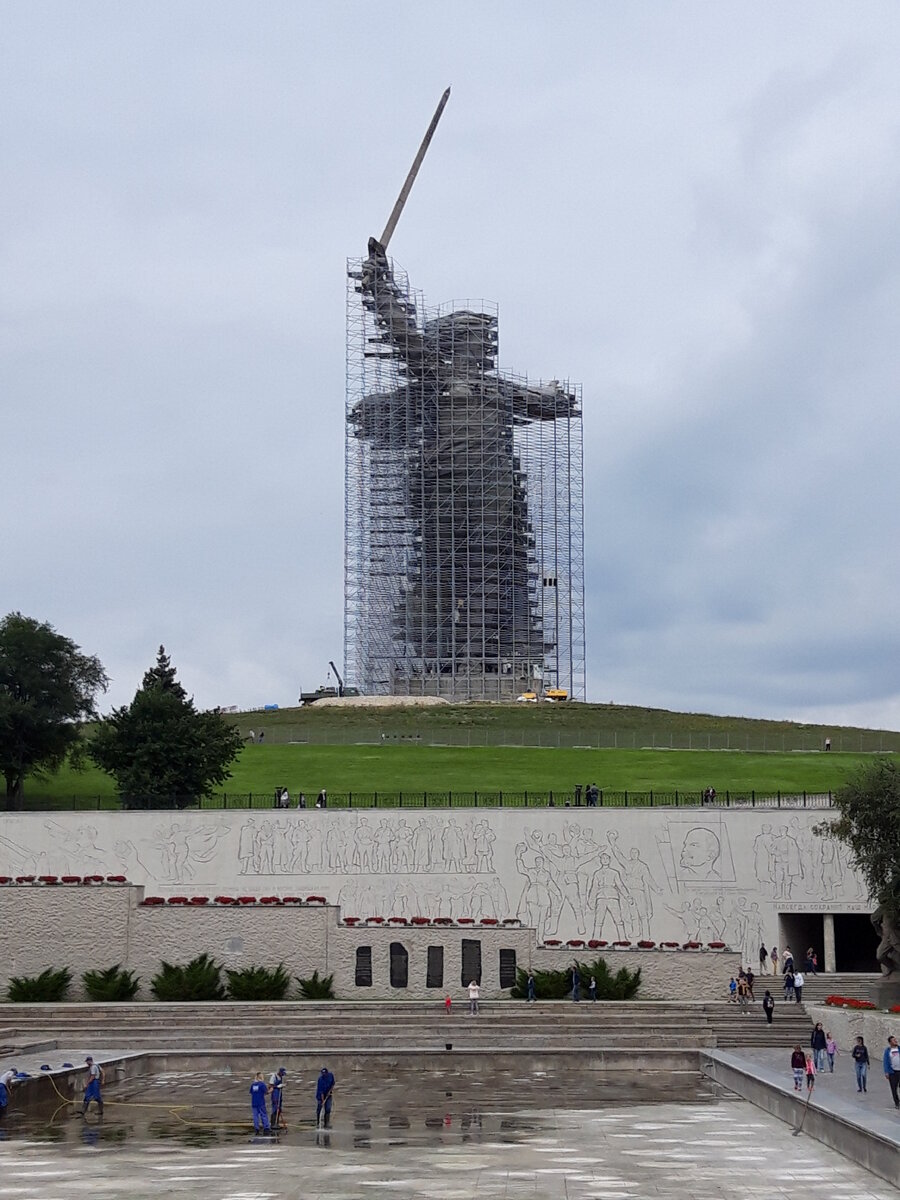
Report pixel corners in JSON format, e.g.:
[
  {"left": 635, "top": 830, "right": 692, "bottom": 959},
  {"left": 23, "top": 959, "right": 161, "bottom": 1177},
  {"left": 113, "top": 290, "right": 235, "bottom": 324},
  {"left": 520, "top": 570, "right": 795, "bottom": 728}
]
[
  {"left": 235, "top": 724, "right": 900, "bottom": 753},
  {"left": 12, "top": 789, "right": 835, "bottom": 812}
]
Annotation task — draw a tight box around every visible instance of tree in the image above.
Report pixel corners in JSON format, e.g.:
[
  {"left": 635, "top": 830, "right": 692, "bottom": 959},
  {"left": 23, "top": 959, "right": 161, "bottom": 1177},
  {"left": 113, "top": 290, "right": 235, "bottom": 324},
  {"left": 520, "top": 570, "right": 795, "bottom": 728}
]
[
  {"left": 89, "top": 646, "right": 242, "bottom": 808},
  {"left": 817, "top": 759, "right": 900, "bottom": 975},
  {"left": 0, "top": 612, "right": 108, "bottom": 809}
]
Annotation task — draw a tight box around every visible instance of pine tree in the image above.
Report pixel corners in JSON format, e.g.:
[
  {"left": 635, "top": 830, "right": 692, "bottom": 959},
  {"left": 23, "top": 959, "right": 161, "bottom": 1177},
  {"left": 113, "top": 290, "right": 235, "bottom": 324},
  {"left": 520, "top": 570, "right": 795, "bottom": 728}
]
[
  {"left": 89, "top": 649, "right": 242, "bottom": 809},
  {"left": 141, "top": 645, "right": 187, "bottom": 699}
]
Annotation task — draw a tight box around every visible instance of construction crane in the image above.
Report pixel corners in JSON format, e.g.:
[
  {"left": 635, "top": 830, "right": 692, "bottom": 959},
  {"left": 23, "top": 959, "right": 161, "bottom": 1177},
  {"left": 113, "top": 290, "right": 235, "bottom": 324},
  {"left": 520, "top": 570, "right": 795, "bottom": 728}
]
[{"left": 299, "top": 662, "right": 361, "bottom": 706}]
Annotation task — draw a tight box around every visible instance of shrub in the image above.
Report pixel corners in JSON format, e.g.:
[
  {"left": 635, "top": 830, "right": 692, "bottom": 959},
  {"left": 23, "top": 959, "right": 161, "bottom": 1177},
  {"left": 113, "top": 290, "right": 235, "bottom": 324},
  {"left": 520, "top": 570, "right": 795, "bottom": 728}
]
[
  {"left": 151, "top": 953, "right": 225, "bottom": 1001},
  {"left": 7, "top": 967, "right": 72, "bottom": 1002},
  {"left": 296, "top": 969, "right": 335, "bottom": 1000},
  {"left": 226, "top": 963, "right": 291, "bottom": 1001},
  {"left": 510, "top": 957, "right": 641, "bottom": 1001},
  {"left": 82, "top": 964, "right": 140, "bottom": 1002}
]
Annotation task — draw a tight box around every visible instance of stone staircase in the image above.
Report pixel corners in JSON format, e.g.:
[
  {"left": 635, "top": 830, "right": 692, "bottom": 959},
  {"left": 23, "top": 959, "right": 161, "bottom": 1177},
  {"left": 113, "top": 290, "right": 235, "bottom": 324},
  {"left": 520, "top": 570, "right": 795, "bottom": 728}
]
[
  {"left": 1, "top": 999, "right": 813, "bottom": 1056},
  {"left": 793, "top": 973, "right": 884, "bottom": 1006}
]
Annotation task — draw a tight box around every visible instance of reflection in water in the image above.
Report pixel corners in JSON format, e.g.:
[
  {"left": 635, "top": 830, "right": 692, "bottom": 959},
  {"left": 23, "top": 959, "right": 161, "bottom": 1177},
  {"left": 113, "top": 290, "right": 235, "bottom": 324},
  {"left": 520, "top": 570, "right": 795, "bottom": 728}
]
[{"left": 5, "top": 1066, "right": 714, "bottom": 1150}]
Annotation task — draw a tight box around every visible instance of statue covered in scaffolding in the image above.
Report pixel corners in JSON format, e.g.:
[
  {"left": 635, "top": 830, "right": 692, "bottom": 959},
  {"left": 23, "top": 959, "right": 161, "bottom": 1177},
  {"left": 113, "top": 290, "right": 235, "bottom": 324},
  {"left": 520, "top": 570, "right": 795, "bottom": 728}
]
[{"left": 344, "top": 91, "right": 585, "bottom": 701}]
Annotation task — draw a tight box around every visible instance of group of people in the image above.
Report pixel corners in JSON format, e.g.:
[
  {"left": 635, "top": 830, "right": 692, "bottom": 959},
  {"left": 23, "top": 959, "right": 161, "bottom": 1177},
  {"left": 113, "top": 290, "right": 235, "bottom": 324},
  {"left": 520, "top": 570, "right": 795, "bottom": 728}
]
[
  {"left": 274, "top": 788, "right": 328, "bottom": 810},
  {"left": 790, "top": 1032, "right": 900, "bottom": 1107},
  {"left": 249, "top": 1066, "right": 335, "bottom": 1133}
]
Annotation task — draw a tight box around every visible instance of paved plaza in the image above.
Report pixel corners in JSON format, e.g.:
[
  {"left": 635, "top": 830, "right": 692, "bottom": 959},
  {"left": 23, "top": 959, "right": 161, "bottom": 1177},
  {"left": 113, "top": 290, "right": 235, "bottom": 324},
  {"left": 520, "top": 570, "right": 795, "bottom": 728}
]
[{"left": 1, "top": 1069, "right": 897, "bottom": 1200}]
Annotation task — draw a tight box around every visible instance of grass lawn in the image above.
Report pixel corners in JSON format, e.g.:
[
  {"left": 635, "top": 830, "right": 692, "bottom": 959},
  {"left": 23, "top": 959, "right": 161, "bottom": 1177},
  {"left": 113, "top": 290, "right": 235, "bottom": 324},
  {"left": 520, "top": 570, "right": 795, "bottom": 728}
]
[{"left": 27, "top": 745, "right": 876, "bottom": 806}]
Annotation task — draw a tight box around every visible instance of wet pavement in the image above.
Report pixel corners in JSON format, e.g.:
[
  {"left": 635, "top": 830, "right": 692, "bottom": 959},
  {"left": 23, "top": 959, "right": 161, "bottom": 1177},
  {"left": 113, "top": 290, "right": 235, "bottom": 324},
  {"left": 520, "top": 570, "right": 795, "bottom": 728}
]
[{"left": 0, "top": 1069, "right": 897, "bottom": 1199}]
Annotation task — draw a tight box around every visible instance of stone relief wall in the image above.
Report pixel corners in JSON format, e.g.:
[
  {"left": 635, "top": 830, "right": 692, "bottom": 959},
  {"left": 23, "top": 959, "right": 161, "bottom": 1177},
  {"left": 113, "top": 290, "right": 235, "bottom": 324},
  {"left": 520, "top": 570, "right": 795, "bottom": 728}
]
[
  {"left": 0, "top": 809, "right": 870, "bottom": 961},
  {"left": 0, "top": 886, "right": 740, "bottom": 1001}
]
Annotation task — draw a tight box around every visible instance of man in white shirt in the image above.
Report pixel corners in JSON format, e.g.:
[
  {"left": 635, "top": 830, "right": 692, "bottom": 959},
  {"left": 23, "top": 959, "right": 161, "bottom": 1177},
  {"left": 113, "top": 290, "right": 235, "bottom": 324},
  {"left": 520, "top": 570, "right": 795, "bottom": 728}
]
[
  {"left": 883, "top": 1036, "right": 900, "bottom": 1109},
  {"left": 792, "top": 970, "right": 805, "bottom": 1004},
  {"left": 468, "top": 980, "right": 480, "bottom": 1015}
]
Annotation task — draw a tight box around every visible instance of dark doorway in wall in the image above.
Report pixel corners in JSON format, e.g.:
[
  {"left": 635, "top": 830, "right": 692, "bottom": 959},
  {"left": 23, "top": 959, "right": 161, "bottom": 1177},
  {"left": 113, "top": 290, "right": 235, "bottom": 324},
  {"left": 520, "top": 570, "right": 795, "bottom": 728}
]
[
  {"left": 498, "top": 949, "right": 517, "bottom": 989},
  {"left": 461, "top": 938, "right": 482, "bottom": 986},
  {"left": 390, "top": 941, "right": 408, "bottom": 988},
  {"left": 778, "top": 913, "right": 823, "bottom": 969},
  {"left": 834, "top": 913, "right": 879, "bottom": 972},
  {"left": 355, "top": 946, "right": 372, "bottom": 987},
  {"left": 426, "top": 945, "right": 444, "bottom": 988}
]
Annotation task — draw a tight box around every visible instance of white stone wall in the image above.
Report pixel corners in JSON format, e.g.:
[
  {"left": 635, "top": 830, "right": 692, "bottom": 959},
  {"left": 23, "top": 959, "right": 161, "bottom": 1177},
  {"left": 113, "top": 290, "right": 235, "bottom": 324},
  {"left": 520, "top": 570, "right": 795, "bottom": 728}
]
[
  {"left": 0, "top": 885, "right": 740, "bottom": 1001},
  {"left": 806, "top": 1003, "right": 900, "bottom": 1054},
  {"left": 0, "top": 807, "right": 870, "bottom": 964}
]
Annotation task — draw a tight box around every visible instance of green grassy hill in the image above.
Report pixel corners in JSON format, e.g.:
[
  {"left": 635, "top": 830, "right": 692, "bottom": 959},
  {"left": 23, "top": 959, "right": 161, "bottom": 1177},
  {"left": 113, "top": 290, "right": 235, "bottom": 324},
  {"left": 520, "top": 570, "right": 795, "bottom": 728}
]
[{"left": 23, "top": 700, "right": 895, "bottom": 808}]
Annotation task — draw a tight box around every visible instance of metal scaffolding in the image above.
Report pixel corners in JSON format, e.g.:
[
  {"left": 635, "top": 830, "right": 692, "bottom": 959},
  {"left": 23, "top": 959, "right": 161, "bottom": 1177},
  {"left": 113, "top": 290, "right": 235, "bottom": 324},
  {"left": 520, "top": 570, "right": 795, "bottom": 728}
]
[{"left": 344, "top": 242, "right": 585, "bottom": 701}]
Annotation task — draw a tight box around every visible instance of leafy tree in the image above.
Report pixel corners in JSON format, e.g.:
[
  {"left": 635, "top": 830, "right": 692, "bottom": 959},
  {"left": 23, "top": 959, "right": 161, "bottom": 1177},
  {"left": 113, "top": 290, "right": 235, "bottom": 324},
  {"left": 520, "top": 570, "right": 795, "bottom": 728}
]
[
  {"left": 82, "top": 964, "right": 140, "bottom": 1001},
  {"left": 0, "top": 612, "right": 108, "bottom": 808},
  {"left": 151, "top": 953, "right": 225, "bottom": 1001},
  {"left": 89, "top": 646, "right": 242, "bottom": 809},
  {"left": 817, "top": 759, "right": 900, "bottom": 919},
  {"left": 7, "top": 966, "right": 72, "bottom": 1002}
]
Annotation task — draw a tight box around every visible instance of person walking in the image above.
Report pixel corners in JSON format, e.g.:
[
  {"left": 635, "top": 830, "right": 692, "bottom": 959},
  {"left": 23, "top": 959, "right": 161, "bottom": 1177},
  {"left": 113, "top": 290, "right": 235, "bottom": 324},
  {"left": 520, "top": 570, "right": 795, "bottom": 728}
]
[
  {"left": 467, "top": 979, "right": 481, "bottom": 1015},
  {"left": 762, "top": 990, "right": 775, "bottom": 1024},
  {"left": 825, "top": 1032, "right": 837, "bottom": 1073},
  {"left": 811, "top": 1022, "right": 827, "bottom": 1072},
  {"left": 570, "top": 965, "right": 580, "bottom": 1002},
  {"left": 526, "top": 973, "right": 536, "bottom": 1003},
  {"left": 728, "top": 977, "right": 737, "bottom": 1003},
  {"left": 81, "top": 1057, "right": 104, "bottom": 1116},
  {"left": 782, "top": 946, "right": 794, "bottom": 973},
  {"left": 759, "top": 944, "right": 768, "bottom": 974},
  {"left": 791, "top": 1045, "right": 806, "bottom": 1091},
  {"left": 883, "top": 1035, "right": 900, "bottom": 1110},
  {"left": 804, "top": 1052, "right": 816, "bottom": 1093},
  {"left": 745, "top": 968, "right": 755, "bottom": 1001},
  {"left": 316, "top": 1066, "right": 335, "bottom": 1127},
  {"left": 783, "top": 968, "right": 795, "bottom": 1002},
  {"left": 588, "top": 975, "right": 597, "bottom": 1002},
  {"left": 250, "top": 1072, "right": 271, "bottom": 1134},
  {"left": 852, "top": 1036, "right": 870, "bottom": 1093},
  {"left": 792, "top": 969, "right": 805, "bottom": 1004},
  {"left": 268, "top": 1066, "right": 287, "bottom": 1129},
  {"left": 770, "top": 946, "right": 779, "bottom": 975}
]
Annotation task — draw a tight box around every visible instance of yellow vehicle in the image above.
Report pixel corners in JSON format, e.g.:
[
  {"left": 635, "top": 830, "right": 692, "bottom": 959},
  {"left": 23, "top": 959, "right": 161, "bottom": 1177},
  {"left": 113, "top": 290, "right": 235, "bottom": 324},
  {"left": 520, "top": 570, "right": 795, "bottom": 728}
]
[
  {"left": 516, "top": 691, "right": 538, "bottom": 702},
  {"left": 545, "top": 688, "right": 569, "bottom": 702}
]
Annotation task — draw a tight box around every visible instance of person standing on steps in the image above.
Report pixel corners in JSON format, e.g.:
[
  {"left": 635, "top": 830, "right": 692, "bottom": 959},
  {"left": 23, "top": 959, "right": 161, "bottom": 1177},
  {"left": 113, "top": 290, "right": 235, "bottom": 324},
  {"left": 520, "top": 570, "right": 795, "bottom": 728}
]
[
  {"left": 588, "top": 975, "right": 597, "bottom": 1002},
  {"left": 81, "top": 1057, "right": 104, "bottom": 1116},
  {"left": 737, "top": 975, "right": 750, "bottom": 1015},
  {"left": 770, "top": 946, "right": 779, "bottom": 975},
  {"left": 759, "top": 944, "right": 768, "bottom": 974},
  {"left": 468, "top": 979, "right": 481, "bottom": 1015},
  {"left": 883, "top": 1036, "right": 900, "bottom": 1110},
  {"left": 316, "top": 1066, "right": 335, "bottom": 1127},
  {"left": 250, "top": 1072, "right": 270, "bottom": 1134},
  {"left": 570, "top": 965, "right": 580, "bottom": 1002},
  {"left": 811, "top": 1022, "right": 827, "bottom": 1072},
  {"left": 852, "top": 1036, "right": 870, "bottom": 1093},
  {"left": 783, "top": 968, "right": 795, "bottom": 1002},
  {"left": 526, "top": 973, "right": 536, "bottom": 1003},
  {"left": 763, "top": 990, "right": 775, "bottom": 1024},
  {"left": 792, "top": 968, "right": 805, "bottom": 1004}
]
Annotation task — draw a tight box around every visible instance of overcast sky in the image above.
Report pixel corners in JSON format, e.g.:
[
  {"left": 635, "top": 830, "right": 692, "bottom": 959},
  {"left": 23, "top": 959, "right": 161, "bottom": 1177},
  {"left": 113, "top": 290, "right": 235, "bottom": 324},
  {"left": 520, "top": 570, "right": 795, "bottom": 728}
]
[{"left": 3, "top": 3, "right": 900, "bottom": 726}]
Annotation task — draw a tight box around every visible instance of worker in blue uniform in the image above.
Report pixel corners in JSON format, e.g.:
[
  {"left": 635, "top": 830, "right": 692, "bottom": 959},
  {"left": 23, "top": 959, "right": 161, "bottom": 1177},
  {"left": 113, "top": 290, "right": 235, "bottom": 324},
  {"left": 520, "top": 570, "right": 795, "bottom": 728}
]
[
  {"left": 315, "top": 1066, "right": 335, "bottom": 1127},
  {"left": 81, "top": 1057, "right": 104, "bottom": 1116},
  {"left": 269, "top": 1066, "right": 287, "bottom": 1128},
  {"left": 250, "top": 1072, "right": 271, "bottom": 1133}
]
